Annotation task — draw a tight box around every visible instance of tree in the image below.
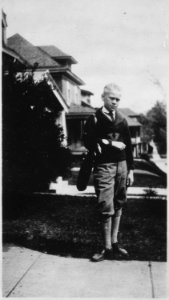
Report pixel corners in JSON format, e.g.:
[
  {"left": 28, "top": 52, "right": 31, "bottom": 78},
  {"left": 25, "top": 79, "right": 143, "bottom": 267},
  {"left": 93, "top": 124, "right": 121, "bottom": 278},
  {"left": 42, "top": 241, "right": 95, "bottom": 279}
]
[
  {"left": 137, "top": 113, "right": 154, "bottom": 144},
  {"left": 138, "top": 101, "right": 167, "bottom": 155},
  {"left": 147, "top": 101, "right": 167, "bottom": 155},
  {"left": 3, "top": 71, "right": 72, "bottom": 192}
]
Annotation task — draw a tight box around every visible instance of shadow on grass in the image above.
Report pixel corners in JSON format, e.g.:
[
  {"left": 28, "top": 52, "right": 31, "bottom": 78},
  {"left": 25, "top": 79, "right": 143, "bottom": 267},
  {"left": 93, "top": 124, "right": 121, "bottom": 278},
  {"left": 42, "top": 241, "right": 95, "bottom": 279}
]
[
  {"left": 3, "top": 235, "right": 96, "bottom": 259},
  {"left": 3, "top": 193, "right": 167, "bottom": 261}
]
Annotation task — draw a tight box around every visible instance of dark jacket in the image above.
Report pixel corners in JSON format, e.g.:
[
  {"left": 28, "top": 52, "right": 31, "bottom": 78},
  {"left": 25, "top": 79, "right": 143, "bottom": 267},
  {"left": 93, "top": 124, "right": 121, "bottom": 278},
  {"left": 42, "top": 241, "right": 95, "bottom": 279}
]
[{"left": 83, "top": 108, "right": 134, "bottom": 170}]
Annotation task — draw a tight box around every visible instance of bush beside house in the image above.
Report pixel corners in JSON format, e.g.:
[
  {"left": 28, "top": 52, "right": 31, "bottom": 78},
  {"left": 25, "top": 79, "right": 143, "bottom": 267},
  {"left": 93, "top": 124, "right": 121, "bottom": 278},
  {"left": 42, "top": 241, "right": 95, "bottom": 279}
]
[{"left": 3, "top": 71, "right": 72, "bottom": 193}]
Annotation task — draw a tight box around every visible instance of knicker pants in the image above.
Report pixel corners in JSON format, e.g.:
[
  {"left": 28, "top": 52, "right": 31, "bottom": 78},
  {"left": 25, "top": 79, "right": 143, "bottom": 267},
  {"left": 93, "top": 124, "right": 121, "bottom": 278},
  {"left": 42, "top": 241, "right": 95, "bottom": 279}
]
[{"left": 94, "top": 160, "right": 128, "bottom": 216}]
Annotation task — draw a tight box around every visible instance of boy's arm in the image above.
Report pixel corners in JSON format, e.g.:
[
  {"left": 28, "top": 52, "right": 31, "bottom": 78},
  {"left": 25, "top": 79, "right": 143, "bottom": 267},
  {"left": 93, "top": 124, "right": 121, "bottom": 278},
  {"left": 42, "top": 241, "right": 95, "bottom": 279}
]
[{"left": 83, "top": 115, "right": 97, "bottom": 152}]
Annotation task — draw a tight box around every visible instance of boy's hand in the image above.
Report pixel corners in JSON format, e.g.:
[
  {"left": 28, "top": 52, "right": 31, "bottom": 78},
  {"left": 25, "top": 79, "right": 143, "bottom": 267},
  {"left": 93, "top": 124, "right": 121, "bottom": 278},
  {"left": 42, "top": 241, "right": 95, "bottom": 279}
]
[
  {"left": 111, "top": 141, "right": 126, "bottom": 150},
  {"left": 101, "top": 139, "right": 126, "bottom": 150},
  {"left": 101, "top": 139, "right": 109, "bottom": 145},
  {"left": 127, "top": 170, "right": 134, "bottom": 186}
]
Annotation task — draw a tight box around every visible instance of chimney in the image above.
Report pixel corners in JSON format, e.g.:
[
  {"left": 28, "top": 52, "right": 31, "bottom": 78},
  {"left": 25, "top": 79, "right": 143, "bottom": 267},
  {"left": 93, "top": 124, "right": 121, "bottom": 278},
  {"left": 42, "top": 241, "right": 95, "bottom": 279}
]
[{"left": 2, "top": 10, "right": 8, "bottom": 46}]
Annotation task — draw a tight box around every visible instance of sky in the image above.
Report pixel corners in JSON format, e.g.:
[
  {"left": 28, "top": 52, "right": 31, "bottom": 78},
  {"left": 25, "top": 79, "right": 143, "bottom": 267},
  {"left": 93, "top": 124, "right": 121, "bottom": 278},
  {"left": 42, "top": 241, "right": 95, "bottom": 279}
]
[{"left": 2, "top": 0, "right": 169, "bottom": 113}]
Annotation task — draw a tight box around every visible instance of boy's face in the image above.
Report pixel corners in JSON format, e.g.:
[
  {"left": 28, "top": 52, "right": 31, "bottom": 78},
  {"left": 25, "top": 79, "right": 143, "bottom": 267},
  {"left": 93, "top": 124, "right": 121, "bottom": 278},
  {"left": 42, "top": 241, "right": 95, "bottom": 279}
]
[{"left": 103, "top": 92, "right": 120, "bottom": 112}]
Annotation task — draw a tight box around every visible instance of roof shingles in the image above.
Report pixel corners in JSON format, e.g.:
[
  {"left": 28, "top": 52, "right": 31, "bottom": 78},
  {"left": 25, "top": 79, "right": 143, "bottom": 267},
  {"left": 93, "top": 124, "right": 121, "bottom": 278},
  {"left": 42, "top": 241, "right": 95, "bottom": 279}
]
[
  {"left": 7, "top": 34, "right": 60, "bottom": 68},
  {"left": 38, "top": 45, "right": 77, "bottom": 63},
  {"left": 68, "top": 104, "right": 95, "bottom": 115},
  {"left": 119, "top": 108, "right": 141, "bottom": 126},
  {"left": 68, "top": 105, "right": 141, "bottom": 126},
  {"left": 38, "top": 45, "right": 69, "bottom": 57}
]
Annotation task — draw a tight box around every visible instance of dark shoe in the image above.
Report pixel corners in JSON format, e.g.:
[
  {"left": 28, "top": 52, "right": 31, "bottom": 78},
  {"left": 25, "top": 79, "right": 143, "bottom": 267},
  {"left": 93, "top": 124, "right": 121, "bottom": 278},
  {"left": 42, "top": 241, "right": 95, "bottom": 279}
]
[
  {"left": 112, "top": 242, "right": 129, "bottom": 256},
  {"left": 91, "top": 248, "right": 113, "bottom": 262}
]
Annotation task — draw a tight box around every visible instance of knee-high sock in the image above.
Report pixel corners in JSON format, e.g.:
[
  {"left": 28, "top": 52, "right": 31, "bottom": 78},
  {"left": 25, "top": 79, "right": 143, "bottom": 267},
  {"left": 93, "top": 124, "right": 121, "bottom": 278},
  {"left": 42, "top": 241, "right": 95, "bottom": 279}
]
[
  {"left": 102, "top": 215, "right": 112, "bottom": 249},
  {"left": 111, "top": 209, "right": 122, "bottom": 244}
]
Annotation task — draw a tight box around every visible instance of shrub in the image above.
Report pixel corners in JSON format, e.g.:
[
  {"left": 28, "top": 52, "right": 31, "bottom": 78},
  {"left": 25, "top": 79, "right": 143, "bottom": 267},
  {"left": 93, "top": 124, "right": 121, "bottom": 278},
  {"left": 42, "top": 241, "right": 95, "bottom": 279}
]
[{"left": 3, "top": 71, "right": 72, "bottom": 192}]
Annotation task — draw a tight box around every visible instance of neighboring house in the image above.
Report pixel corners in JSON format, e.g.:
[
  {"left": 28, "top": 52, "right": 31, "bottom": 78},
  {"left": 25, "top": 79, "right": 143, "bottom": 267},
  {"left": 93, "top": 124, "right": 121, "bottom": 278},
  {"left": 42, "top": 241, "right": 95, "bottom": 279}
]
[
  {"left": 7, "top": 34, "right": 88, "bottom": 147},
  {"left": 66, "top": 102, "right": 95, "bottom": 154},
  {"left": 66, "top": 104, "right": 143, "bottom": 158},
  {"left": 37, "top": 45, "right": 89, "bottom": 153},
  {"left": 66, "top": 88, "right": 95, "bottom": 154},
  {"left": 37, "top": 45, "right": 84, "bottom": 107},
  {"left": 78, "top": 106, "right": 143, "bottom": 158},
  {"left": 7, "top": 34, "right": 75, "bottom": 140},
  {"left": 81, "top": 89, "right": 94, "bottom": 105},
  {"left": 120, "top": 108, "right": 143, "bottom": 157},
  {"left": 2, "top": 14, "right": 68, "bottom": 117},
  {"left": 3, "top": 12, "right": 143, "bottom": 158}
]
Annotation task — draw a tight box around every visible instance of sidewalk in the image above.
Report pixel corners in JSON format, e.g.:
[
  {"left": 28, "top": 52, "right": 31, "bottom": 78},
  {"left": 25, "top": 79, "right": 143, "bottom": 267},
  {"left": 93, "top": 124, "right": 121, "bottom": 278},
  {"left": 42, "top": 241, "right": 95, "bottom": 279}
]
[{"left": 2, "top": 243, "right": 168, "bottom": 298}]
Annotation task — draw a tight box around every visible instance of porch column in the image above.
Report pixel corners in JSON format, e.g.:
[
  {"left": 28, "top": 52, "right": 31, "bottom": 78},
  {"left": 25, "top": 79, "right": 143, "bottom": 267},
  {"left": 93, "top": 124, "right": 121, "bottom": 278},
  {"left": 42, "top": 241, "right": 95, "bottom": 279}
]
[{"left": 56, "top": 110, "right": 68, "bottom": 146}]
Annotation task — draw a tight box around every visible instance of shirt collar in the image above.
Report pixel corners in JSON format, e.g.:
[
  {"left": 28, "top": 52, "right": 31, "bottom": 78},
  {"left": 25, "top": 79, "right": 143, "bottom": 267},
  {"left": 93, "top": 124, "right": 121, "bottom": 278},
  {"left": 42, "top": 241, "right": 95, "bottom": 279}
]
[
  {"left": 102, "top": 106, "right": 110, "bottom": 114},
  {"left": 102, "top": 106, "right": 116, "bottom": 117}
]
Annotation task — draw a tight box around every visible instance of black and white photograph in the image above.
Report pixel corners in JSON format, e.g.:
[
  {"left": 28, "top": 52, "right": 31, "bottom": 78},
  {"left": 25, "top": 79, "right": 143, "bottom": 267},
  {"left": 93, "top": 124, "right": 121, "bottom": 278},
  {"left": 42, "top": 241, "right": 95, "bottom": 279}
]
[{"left": 2, "top": 0, "right": 168, "bottom": 298}]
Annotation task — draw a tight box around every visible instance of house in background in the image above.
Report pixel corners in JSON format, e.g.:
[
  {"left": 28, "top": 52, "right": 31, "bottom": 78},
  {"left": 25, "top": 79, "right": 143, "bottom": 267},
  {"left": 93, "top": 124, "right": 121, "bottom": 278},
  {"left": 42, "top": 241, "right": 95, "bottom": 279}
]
[
  {"left": 66, "top": 102, "right": 95, "bottom": 154},
  {"left": 37, "top": 45, "right": 84, "bottom": 107},
  {"left": 66, "top": 88, "right": 95, "bottom": 154},
  {"left": 2, "top": 14, "right": 70, "bottom": 145},
  {"left": 7, "top": 33, "right": 70, "bottom": 139},
  {"left": 119, "top": 108, "right": 143, "bottom": 157},
  {"left": 66, "top": 104, "right": 143, "bottom": 158},
  {"left": 81, "top": 89, "right": 94, "bottom": 105},
  {"left": 4, "top": 11, "right": 144, "bottom": 159},
  {"left": 37, "top": 45, "right": 93, "bottom": 153},
  {"left": 75, "top": 106, "right": 143, "bottom": 158},
  {"left": 7, "top": 33, "right": 94, "bottom": 150}
]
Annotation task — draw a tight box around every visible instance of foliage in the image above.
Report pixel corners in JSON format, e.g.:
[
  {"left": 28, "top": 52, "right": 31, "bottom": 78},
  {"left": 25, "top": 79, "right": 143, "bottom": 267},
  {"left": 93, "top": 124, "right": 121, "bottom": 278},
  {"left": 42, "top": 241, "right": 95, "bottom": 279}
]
[
  {"left": 144, "top": 187, "right": 158, "bottom": 200},
  {"left": 147, "top": 101, "right": 167, "bottom": 154},
  {"left": 138, "top": 101, "right": 167, "bottom": 155},
  {"left": 3, "top": 71, "right": 72, "bottom": 192},
  {"left": 137, "top": 113, "right": 154, "bottom": 143}
]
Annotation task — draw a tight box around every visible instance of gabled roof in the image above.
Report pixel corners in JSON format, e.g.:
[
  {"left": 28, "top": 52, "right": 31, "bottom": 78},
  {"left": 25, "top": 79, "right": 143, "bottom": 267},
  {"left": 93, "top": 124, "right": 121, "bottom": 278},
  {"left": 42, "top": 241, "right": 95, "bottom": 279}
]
[
  {"left": 81, "top": 89, "right": 94, "bottom": 96},
  {"left": 38, "top": 45, "right": 77, "bottom": 64},
  {"left": 67, "top": 104, "right": 142, "bottom": 126},
  {"left": 50, "top": 68, "right": 84, "bottom": 85},
  {"left": 81, "top": 100, "right": 94, "bottom": 108},
  {"left": 67, "top": 104, "right": 95, "bottom": 118},
  {"left": 7, "top": 34, "right": 84, "bottom": 85},
  {"left": 119, "top": 108, "right": 141, "bottom": 127},
  {"left": 3, "top": 45, "right": 28, "bottom": 66},
  {"left": 120, "top": 108, "right": 139, "bottom": 117},
  {"left": 121, "top": 115, "right": 141, "bottom": 127},
  {"left": 7, "top": 34, "right": 60, "bottom": 69}
]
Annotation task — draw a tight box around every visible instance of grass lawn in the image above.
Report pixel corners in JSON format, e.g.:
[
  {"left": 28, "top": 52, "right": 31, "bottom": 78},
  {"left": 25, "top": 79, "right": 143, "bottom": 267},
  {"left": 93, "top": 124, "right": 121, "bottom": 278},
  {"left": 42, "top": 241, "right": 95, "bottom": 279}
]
[{"left": 3, "top": 193, "right": 167, "bottom": 262}]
